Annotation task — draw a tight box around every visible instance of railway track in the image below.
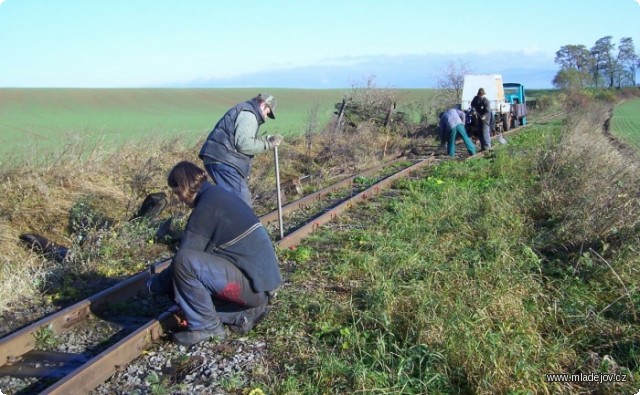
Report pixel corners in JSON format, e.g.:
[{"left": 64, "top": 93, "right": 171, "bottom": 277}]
[{"left": 0, "top": 111, "right": 563, "bottom": 394}]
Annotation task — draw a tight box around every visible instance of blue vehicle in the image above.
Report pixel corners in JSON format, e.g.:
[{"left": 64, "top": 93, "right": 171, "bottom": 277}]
[{"left": 503, "top": 82, "right": 527, "bottom": 128}]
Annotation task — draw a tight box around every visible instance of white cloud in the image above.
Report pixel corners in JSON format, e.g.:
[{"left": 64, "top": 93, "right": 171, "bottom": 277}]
[{"left": 0, "top": 0, "right": 6, "bottom": 6}]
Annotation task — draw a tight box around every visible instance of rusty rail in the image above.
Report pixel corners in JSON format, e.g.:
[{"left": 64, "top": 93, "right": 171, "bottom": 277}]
[
  {"left": 259, "top": 157, "right": 413, "bottom": 227},
  {"left": 0, "top": 259, "right": 171, "bottom": 370},
  {"left": 276, "top": 157, "right": 435, "bottom": 249},
  {"left": 42, "top": 307, "right": 181, "bottom": 395}
]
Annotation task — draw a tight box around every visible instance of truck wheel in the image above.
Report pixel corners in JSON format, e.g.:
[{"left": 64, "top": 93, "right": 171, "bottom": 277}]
[
  {"left": 493, "top": 122, "right": 502, "bottom": 136},
  {"left": 503, "top": 114, "right": 511, "bottom": 131}
]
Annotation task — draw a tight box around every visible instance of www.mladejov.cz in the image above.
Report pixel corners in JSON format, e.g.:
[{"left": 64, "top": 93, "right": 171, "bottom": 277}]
[{"left": 545, "top": 372, "right": 628, "bottom": 384}]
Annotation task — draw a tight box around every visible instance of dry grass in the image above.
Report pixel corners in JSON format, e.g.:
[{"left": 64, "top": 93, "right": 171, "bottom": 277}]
[
  {"left": 0, "top": 121, "right": 415, "bottom": 313},
  {"left": 0, "top": 135, "right": 201, "bottom": 311},
  {"left": 537, "top": 101, "right": 640, "bottom": 247},
  {"left": 250, "top": 121, "right": 412, "bottom": 213}
]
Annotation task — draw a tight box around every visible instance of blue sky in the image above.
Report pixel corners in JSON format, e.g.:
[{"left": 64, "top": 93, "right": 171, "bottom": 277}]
[{"left": 0, "top": 0, "right": 638, "bottom": 89}]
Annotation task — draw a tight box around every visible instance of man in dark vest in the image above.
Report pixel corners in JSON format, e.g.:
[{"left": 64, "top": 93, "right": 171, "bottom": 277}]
[
  {"left": 199, "top": 94, "right": 283, "bottom": 207},
  {"left": 470, "top": 88, "right": 492, "bottom": 151}
]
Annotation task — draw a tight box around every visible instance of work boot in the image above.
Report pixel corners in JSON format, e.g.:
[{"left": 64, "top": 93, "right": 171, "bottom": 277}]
[
  {"left": 228, "top": 305, "right": 270, "bottom": 334},
  {"left": 172, "top": 324, "right": 226, "bottom": 347}
]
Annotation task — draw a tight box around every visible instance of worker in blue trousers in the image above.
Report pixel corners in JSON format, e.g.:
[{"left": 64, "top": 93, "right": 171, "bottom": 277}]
[{"left": 147, "top": 161, "right": 281, "bottom": 347}]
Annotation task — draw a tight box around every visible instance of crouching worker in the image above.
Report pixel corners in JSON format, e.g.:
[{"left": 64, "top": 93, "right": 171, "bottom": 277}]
[
  {"left": 147, "top": 161, "right": 282, "bottom": 347},
  {"left": 439, "top": 108, "right": 476, "bottom": 158}
]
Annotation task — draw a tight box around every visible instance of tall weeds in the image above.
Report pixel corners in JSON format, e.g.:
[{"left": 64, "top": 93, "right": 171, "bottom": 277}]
[
  {"left": 265, "top": 102, "right": 640, "bottom": 394},
  {"left": 0, "top": 135, "right": 197, "bottom": 312},
  {"left": 536, "top": 102, "right": 640, "bottom": 248}
]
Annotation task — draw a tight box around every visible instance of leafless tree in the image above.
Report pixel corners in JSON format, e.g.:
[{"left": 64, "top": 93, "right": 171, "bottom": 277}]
[
  {"left": 304, "top": 103, "right": 319, "bottom": 156},
  {"left": 434, "top": 60, "right": 471, "bottom": 108}
]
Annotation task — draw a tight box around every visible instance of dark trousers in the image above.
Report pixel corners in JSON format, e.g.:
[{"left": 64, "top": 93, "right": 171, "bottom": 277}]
[
  {"left": 204, "top": 163, "right": 253, "bottom": 208},
  {"left": 172, "top": 249, "right": 268, "bottom": 331},
  {"left": 478, "top": 117, "right": 492, "bottom": 150}
]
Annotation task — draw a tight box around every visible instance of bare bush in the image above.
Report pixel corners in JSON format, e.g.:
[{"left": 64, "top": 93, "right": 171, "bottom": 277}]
[
  {"left": 336, "top": 75, "right": 415, "bottom": 136},
  {"left": 433, "top": 60, "right": 472, "bottom": 110},
  {"left": 347, "top": 75, "right": 397, "bottom": 120},
  {"left": 304, "top": 103, "right": 320, "bottom": 156}
]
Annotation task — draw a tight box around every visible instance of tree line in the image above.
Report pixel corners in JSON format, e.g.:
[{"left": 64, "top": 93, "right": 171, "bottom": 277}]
[{"left": 554, "top": 36, "right": 638, "bottom": 89}]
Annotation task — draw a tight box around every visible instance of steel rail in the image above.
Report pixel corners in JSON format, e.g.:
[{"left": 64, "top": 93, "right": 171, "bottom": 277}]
[
  {"left": 0, "top": 259, "right": 171, "bottom": 369},
  {"left": 276, "top": 157, "right": 435, "bottom": 249},
  {"left": 259, "top": 157, "right": 413, "bottom": 227},
  {"left": 41, "top": 307, "right": 181, "bottom": 395}
]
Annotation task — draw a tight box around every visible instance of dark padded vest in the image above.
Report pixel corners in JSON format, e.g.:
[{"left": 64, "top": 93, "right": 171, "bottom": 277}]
[
  {"left": 471, "top": 96, "right": 490, "bottom": 116},
  {"left": 199, "top": 99, "right": 265, "bottom": 178}
]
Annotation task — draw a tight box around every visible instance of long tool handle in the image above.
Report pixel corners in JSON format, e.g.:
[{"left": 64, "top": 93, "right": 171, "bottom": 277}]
[{"left": 274, "top": 146, "right": 284, "bottom": 240}]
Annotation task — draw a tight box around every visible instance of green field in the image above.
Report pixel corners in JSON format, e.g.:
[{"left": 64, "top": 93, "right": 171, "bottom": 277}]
[
  {"left": 611, "top": 98, "right": 640, "bottom": 148},
  {"left": 0, "top": 88, "right": 435, "bottom": 163}
]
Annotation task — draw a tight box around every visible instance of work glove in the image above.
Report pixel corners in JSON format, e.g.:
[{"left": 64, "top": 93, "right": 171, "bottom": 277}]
[{"left": 267, "top": 134, "right": 283, "bottom": 148}]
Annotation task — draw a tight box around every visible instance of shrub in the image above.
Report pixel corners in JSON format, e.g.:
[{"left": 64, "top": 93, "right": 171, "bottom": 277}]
[
  {"left": 561, "top": 90, "right": 592, "bottom": 110},
  {"left": 593, "top": 89, "right": 617, "bottom": 103},
  {"left": 534, "top": 94, "right": 558, "bottom": 111}
]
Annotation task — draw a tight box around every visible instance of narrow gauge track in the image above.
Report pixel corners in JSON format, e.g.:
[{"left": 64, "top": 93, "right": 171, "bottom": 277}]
[
  {"left": 0, "top": 158, "right": 436, "bottom": 395},
  {"left": 0, "top": 112, "right": 563, "bottom": 394}
]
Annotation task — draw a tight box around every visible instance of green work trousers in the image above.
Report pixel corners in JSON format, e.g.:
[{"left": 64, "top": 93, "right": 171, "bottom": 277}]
[{"left": 448, "top": 124, "right": 476, "bottom": 157}]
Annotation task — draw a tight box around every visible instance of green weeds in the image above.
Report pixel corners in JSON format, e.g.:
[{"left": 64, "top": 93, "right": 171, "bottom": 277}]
[
  {"left": 34, "top": 325, "right": 58, "bottom": 349},
  {"left": 265, "top": 113, "right": 640, "bottom": 394}
]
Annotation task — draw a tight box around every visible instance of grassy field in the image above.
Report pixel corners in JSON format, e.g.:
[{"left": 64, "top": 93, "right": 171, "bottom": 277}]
[
  {"left": 611, "top": 98, "right": 640, "bottom": 148},
  {"left": 0, "top": 88, "right": 436, "bottom": 164}
]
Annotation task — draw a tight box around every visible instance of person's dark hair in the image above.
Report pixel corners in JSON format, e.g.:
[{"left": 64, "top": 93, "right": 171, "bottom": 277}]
[{"left": 167, "top": 161, "right": 207, "bottom": 203}]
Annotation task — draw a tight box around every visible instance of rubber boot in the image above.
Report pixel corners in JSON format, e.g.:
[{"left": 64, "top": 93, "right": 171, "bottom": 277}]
[
  {"left": 173, "top": 323, "right": 226, "bottom": 347},
  {"left": 228, "top": 304, "right": 270, "bottom": 334}
]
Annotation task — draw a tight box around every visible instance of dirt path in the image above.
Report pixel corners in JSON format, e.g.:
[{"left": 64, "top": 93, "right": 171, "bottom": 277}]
[{"left": 603, "top": 108, "right": 640, "bottom": 161}]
